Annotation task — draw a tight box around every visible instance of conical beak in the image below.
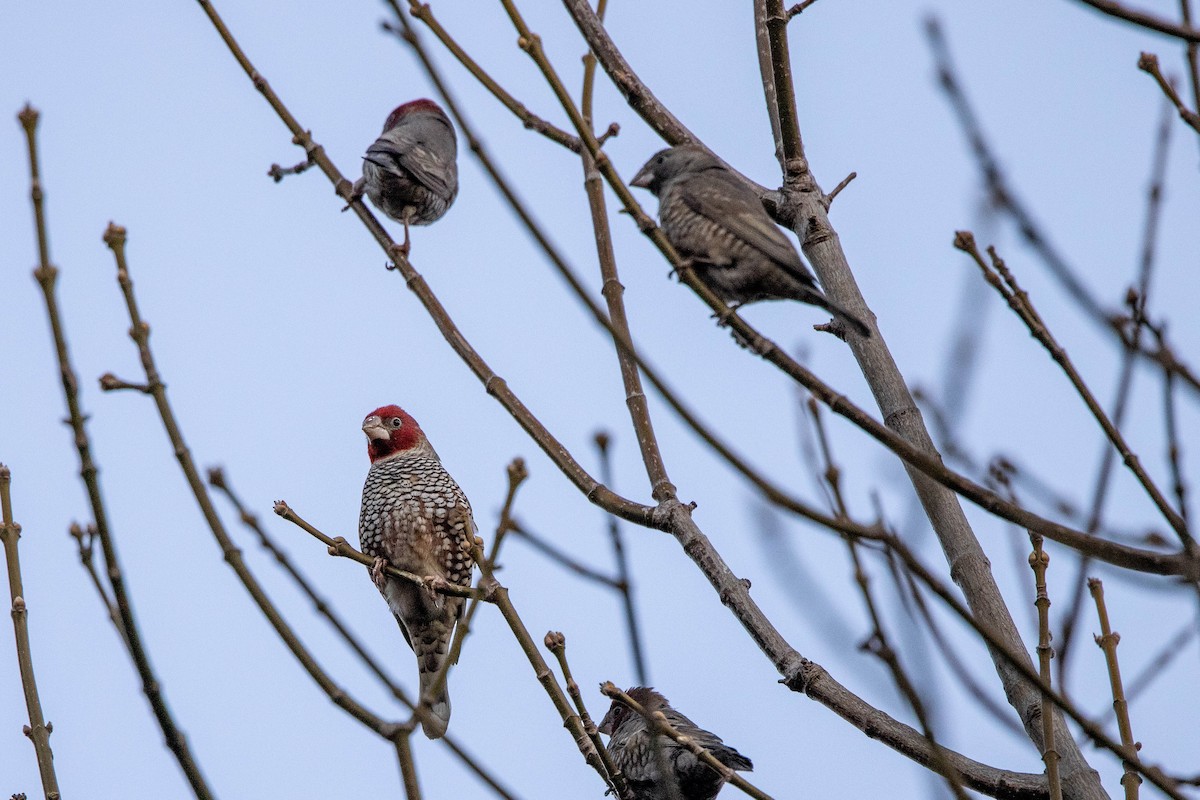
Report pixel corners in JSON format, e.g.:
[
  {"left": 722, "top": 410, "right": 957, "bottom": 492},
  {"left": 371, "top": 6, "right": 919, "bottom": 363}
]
[
  {"left": 630, "top": 166, "right": 653, "bottom": 190},
  {"left": 362, "top": 415, "right": 389, "bottom": 442}
]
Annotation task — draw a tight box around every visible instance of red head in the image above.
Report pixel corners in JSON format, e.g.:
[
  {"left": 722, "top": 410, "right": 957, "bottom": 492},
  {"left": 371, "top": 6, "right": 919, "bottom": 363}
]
[
  {"left": 362, "top": 404, "right": 425, "bottom": 463},
  {"left": 383, "top": 98, "right": 448, "bottom": 132}
]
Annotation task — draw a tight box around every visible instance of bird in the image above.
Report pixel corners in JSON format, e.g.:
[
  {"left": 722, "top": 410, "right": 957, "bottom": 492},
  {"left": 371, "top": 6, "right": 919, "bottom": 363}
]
[
  {"left": 598, "top": 687, "right": 753, "bottom": 800},
  {"left": 630, "top": 144, "right": 870, "bottom": 337},
  {"left": 352, "top": 99, "right": 458, "bottom": 255},
  {"left": 358, "top": 404, "right": 475, "bottom": 738}
]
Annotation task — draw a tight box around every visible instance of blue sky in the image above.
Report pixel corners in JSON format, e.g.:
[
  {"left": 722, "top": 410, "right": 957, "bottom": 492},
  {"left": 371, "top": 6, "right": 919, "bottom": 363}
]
[{"left": 2, "top": 1, "right": 1198, "bottom": 798}]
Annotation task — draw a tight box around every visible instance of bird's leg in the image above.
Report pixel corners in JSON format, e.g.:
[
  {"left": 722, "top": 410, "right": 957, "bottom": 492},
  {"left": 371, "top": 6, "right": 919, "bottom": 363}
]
[
  {"left": 371, "top": 557, "right": 390, "bottom": 593},
  {"left": 396, "top": 214, "right": 413, "bottom": 258}
]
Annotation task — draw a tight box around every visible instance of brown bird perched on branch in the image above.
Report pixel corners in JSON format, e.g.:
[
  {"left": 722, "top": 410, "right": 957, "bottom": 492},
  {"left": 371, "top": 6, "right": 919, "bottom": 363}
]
[
  {"left": 631, "top": 144, "right": 870, "bottom": 337},
  {"left": 599, "top": 687, "right": 753, "bottom": 800},
  {"left": 358, "top": 404, "right": 475, "bottom": 738}
]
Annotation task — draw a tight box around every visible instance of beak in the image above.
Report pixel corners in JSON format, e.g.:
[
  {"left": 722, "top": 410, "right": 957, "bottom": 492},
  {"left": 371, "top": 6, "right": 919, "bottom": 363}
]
[
  {"left": 630, "top": 166, "right": 653, "bottom": 190},
  {"left": 362, "top": 415, "right": 389, "bottom": 442}
]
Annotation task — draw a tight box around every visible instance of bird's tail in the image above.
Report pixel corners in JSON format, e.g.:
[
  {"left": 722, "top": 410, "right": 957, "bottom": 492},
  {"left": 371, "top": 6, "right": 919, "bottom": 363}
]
[
  {"left": 417, "top": 669, "right": 451, "bottom": 739},
  {"left": 415, "top": 628, "right": 453, "bottom": 739},
  {"left": 811, "top": 292, "right": 871, "bottom": 338}
]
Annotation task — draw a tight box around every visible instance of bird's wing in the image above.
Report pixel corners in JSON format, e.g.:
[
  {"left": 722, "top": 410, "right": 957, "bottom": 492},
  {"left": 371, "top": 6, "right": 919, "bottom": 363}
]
[
  {"left": 615, "top": 728, "right": 662, "bottom": 787},
  {"left": 678, "top": 169, "right": 817, "bottom": 287},
  {"left": 663, "top": 707, "right": 753, "bottom": 773},
  {"left": 368, "top": 125, "right": 457, "bottom": 199}
]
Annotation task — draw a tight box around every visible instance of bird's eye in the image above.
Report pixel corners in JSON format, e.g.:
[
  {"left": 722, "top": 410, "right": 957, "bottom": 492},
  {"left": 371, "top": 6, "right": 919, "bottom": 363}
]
[
  {"left": 390, "top": 417, "right": 403, "bottom": 428},
  {"left": 656, "top": 156, "right": 664, "bottom": 164}
]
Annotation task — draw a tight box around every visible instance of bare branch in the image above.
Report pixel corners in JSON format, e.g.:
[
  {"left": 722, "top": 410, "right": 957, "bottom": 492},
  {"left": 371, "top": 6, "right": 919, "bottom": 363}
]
[
  {"left": 19, "top": 103, "right": 213, "bottom": 799},
  {"left": 546, "top": 632, "right": 631, "bottom": 800},
  {"left": 0, "top": 466, "right": 62, "bottom": 800},
  {"left": 594, "top": 432, "right": 649, "bottom": 685},
  {"left": 1137, "top": 53, "right": 1200, "bottom": 135},
  {"left": 1089, "top": 580, "right": 1143, "bottom": 800},
  {"left": 955, "top": 233, "right": 1191, "bottom": 544},
  {"left": 1028, "top": 536, "right": 1063, "bottom": 800},
  {"left": 193, "top": 0, "right": 656, "bottom": 532},
  {"left": 1075, "top": 0, "right": 1200, "bottom": 42},
  {"left": 101, "top": 222, "right": 402, "bottom": 739},
  {"left": 926, "top": 19, "right": 1200, "bottom": 400}
]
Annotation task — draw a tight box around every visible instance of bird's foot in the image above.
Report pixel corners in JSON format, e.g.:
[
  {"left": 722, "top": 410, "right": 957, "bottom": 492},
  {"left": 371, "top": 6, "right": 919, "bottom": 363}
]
[
  {"left": 386, "top": 241, "right": 410, "bottom": 271},
  {"left": 711, "top": 302, "right": 743, "bottom": 328},
  {"left": 370, "top": 557, "right": 389, "bottom": 593},
  {"left": 667, "top": 257, "right": 696, "bottom": 282},
  {"left": 342, "top": 178, "right": 366, "bottom": 212},
  {"left": 422, "top": 576, "right": 449, "bottom": 609}
]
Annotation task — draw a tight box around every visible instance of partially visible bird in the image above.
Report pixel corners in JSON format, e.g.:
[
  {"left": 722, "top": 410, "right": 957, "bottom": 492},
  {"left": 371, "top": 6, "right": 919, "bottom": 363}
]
[
  {"left": 358, "top": 404, "right": 475, "bottom": 738},
  {"left": 631, "top": 145, "right": 870, "bottom": 337},
  {"left": 598, "top": 687, "right": 753, "bottom": 800},
  {"left": 352, "top": 99, "right": 458, "bottom": 254}
]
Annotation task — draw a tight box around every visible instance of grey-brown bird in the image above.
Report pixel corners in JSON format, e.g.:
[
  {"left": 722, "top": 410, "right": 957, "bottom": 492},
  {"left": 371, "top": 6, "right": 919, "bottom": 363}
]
[
  {"left": 598, "top": 687, "right": 753, "bottom": 800},
  {"left": 352, "top": 99, "right": 458, "bottom": 254},
  {"left": 359, "top": 404, "right": 475, "bottom": 738},
  {"left": 631, "top": 145, "right": 870, "bottom": 337}
]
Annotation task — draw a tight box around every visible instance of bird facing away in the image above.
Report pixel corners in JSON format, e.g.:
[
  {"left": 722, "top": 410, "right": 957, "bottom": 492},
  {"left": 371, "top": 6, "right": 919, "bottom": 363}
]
[
  {"left": 353, "top": 99, "right": 458, "bottom": 254},
  {"left": 631, "top": 145, "right": 870, "bottom": 337},
  {"left": 358, "top": 405, "right": 476, "bottom": 738},
  {"left": 598, "top": 687, "right": 753, "bottom": 800}
]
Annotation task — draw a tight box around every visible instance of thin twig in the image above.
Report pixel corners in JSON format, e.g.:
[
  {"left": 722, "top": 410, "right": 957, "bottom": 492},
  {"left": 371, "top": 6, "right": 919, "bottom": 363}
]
[
  {"left": 395, "top": 730, "right": 422, "bottom": 800},
  {"left": 382, "top": 2, "right": 876, "bottom": 545},
  {"left": 807, "top": 404, "right": 969, "bottom": 800},
  {"left": 545, "top": 632, "right": 630, "bottom": 800},
  {"left": 787, "top": 0, "right": 819, "bottom": 19},
  {"left": 575, "top": 0, "right": 676, "bottom": 506},
  {"left": 1182, "top": 0, "right": 1200, "bottom": 140},
  {"left": 194, "top": 0, "right": 654, "bottom": 532},
  {"left": 1058, "top": 96, "right": 1175, "bottom": 692},
  {"left": 196, "top": 3, "right": 1180, "bottom": 793},
  {"left": 595, "top": 432, "right": 649, "bottom": 685},
  {"left": 926, "top": 19, "right": 1200, "bottom": 399},
  {"left": 955, "top": 233, "right": 1191, "bottom": 545},
  {"left": 472, "top": 545, "right": 620, "bottom": 795},
  {"left": 18, "top": 104, "right": 213, "bottom": 800},
  {"left": 1159, "top": 328, "right": 1192, "bottom": 526},
  {"left": 398, "top": 3, "right": 584, "bottom": 152},
  {"left": 1137, "top": 53, "right": 1200, "bottom": 135},
  {"left": 1028, "top": 536, "right": 1063, "bottom": 800},
  {"left": 588, "top": 2, "right": 1197, "bottom": 580},
  {"left": 600, "top": 683, "right": 774, "bottom": 800},
  {"left": 899, "top": 568, "right": 1027, "bottom": 739},
  {"left": 1075, "top": 0, "right": 1200, "bottom": 42},
  {"left": 273, "top": 502, "right": 482, "bottom": 600},
  {"left": 101, "top": 222, "right": 403, "bottom": 741},
  {"left": 491, "top": 10, "right": 1068, "bottom": 797},
  {"left": 1123, "top": 620, "right": 1197, "bottom": 702},
  {"left": 67, "top": 523, "right": 127, "bottom": 649},
  {"left": 412, "top": 458, "right": 527, "bottom": 731},
  {"left": 1088, "top": 579, "right": 1142, "bottom": 800},
  {"left": 0, "top": 466, "right": 62, "bottom": 800},
  {"left": 854, "top": 524, "right": 1187, "bottom": 800},
  {"left": 206, "top": 470, "right": 519, "bottom": 800},
  {"left": 509, "top": 521, "right": 620, "bottom": 588}
]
